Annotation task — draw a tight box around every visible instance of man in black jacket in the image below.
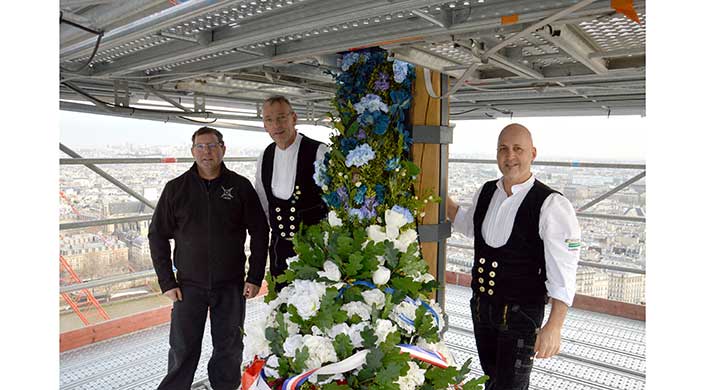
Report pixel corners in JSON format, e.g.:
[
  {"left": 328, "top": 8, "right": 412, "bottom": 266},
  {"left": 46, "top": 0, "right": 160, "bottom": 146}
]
[{"left": 149, "top": 127, "right": 269, "bottom": 390}]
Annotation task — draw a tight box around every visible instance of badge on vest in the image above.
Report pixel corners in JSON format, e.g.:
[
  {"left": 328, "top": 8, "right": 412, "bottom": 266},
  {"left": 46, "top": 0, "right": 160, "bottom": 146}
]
[
  {"left": 220, "top": 186, "right": 234, "bottom": 200},
  {"left": 565, "top": 238, "right": 580, "bottom": 251}
]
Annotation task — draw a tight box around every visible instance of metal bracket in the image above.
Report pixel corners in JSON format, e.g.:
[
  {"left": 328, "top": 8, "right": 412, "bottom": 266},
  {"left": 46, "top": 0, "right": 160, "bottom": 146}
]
[
  {"left": 418, "top": 222, "right": 452, "bottom": 243},
  {"left": 193, "top": 93, "right": 206, "bottom": 112},
  {"left": 411, "top": 125, "right": 453, "bottom": 144},
  {"left": 113, "top": 80, "right": 130, "bottom": 107}
]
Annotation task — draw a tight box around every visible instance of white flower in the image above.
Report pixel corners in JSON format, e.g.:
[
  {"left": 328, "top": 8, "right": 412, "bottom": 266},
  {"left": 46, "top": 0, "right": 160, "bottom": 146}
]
[
  {"left": 367, "top": 225, "right": 387, "bottom": 243},
  {"left": 394, "top": 229, "right": 418, "bottom": 252},
  {"left": 391, "top": 301, "right": 418, "bottom": 333},
  {"left": 283, "top": 312, "right": 301, "bottom": 335},
  {"left": 327, "top": 323, "right": 351, "bottom": 339},
  {"left": 264, "top": 355, "right": 280, "bottom": 377},
  {"left": 286, "top": 255, "right": 300, "bottom": 267},
  {"left": 310, "top": 373, "right": 344, "bottom": 385},
  {"left": 374, "top": 319, "right": 398, "bottom": 345},
  {"left": 349, "top": 322, "right": 369, "bottom": 348},
  {"left": 287, "top": 280, "right": 328, "bottom": 320},
  {"left": 311, "top": 325, "right": 324, "bottom": 336},
  {"left": 341, "top": 301, "right": 372, "bottom": 321},
  {"left": 302, "top": 335, "right": 338, "bottom": 369},
  {"left": 428, "top": 300, "right": 445, "bottom": 330},
  {"left": 362, "top": 288, "right": 386, "bottom": 309},
  {"left": 317, "top": 260, "right": 341, "bottom": 282},
  {"left": 328, "top": 210, "right": 343, "bottom": 227},
  {"left": 372, "top": 265, "right": 391, "bottom": 285},
  {"left": 385, "top": 208, "right": 408, "bottom": 231},
  {"left": 242, "top": 317, "right": 270, "bottom": 365},
  {"left": 412, "top": 272, "right": 435, "bottom": 284},
  {"left": 396, "top": 362, "right": 426, "bottom": 390},
  {"left": 283, "top": 334, "right": 304, "bottom": 358}
]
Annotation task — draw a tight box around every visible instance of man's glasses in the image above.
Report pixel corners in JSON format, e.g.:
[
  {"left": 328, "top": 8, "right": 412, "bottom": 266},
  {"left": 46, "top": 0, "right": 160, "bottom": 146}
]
[
  {"left": 192, "top": 142, "right": 223, "bottom": 151},
  {"left": 263, "top": 112, "right": 293, "bottom": 125}
]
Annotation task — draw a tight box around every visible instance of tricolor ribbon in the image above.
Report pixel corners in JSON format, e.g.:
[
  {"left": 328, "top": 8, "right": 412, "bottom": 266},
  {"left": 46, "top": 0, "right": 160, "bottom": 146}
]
[
  {"left": 397, "top": 344, "right": 449, "bottom": 369},
  {"left": 282, "top": 350, "right": 370, "bottom": 390}
]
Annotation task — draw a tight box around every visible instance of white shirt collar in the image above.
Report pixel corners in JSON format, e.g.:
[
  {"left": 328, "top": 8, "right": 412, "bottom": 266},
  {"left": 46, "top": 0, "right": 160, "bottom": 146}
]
[
  {"left": 497, "top": 173, "right": 535, "bottom": 196},
  {"left": 277, "top": 132, "right": 301, "bottom": 152}
]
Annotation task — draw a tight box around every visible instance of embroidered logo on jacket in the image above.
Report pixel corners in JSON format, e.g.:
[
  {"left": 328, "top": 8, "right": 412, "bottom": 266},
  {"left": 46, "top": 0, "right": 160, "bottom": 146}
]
[{"left": 220, "top": 186, "right": 234, "bottom": 200}]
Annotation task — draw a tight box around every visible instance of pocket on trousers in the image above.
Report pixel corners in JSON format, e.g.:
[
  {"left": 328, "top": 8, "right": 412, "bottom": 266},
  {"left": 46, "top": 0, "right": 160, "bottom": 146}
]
[{"left": 508, "top": 303, "right": 544, "bottom": 334}]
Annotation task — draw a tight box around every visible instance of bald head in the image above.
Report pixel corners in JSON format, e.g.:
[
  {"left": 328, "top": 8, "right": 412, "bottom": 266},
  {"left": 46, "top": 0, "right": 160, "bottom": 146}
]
[
  {"left": 498, "top": 123, "right": 534, "bottom": 148},
  {"left": 496, "top": 123, "right": 537, "bottom": 191}
]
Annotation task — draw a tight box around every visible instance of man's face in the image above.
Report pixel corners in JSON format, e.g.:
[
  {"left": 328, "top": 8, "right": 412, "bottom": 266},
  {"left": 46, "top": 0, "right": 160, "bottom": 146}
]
[
  {"left": 191, "top": 133, "right": 225, "bottom": 172},
  {"left": 263, "top": 101, "right": 297, "bottom": 148},
  {"left": 496, "top": 126, "right": 536, "bottom": 184}
]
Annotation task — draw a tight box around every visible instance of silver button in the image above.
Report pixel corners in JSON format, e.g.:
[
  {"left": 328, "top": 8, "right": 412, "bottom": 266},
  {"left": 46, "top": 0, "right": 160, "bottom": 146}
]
[
  {"left": 289, "top": 232, "right": 295, "bottom": 237},
  {"left": 479, "top": 258, "right": 486, "bottom": 264},
  {"left": 478, "top": 277, "right": 484, "bottom": 284},
  {"left": 280, "top": 232, "right": 286, "bottom": 237},
  {"left": 488, "top": 289, "right": 494, "bottom": 296},
  {"left": 489, "top": 271, "right": 496, "bottom": 278},
  {"left": 275, "top": 207, "right": 281, "bottom": 212},
  {"left": 290, "top": 216, "right": 295, "bottom": 221},
  {"left": 277, "top": 216, "right": 282, "bottom": 221},
  {"left": 489, "top": 280, "right": 495, "bottom": 287},
  {"left": 278, "top": 224, "right": 284, "bottom": 229},
  {"left": 492, "top": 261, "right": 498, "bottom": 268},
  {"left": 290, "top": 225, "right": 295, "bottom": 230},
  {"left": 478, "top": 267, "right": 484, "bottom": 274},
  {"left": 479, "top": 286, "right": 485, "bottom": 292},
  {"left": 291, "top": 207, "right": 296, "bottom": 212}
]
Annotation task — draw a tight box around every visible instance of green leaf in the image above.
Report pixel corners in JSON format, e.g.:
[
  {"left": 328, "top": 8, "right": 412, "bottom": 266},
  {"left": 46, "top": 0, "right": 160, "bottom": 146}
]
[
  {"left": 345, "top": 253, "right": 364, "bottom": 277},
  {"left": 391, "top": 276, "right": 422, "bottom": 297},
  {"left": 383, "top": 241, "right": 401, "bottom": 270},
  {"left": 277, "top": 356, "right": 290, "bottom": 378},
  {"left": 292, "top": 346, "right": 310, "bottom": 373},
  {"left": 414, "top": 304, "right": 440, "bottom": 343},
  {"left": 462, "top": 375, "right": 490, "bottom": 390},
  {"left": 361, "top": 326, "right": 378, "bottom": 349},
  {"left": 333, "top": 333, "right": 354, "bottom": 360},
  {"left": 322, "top": 382, "right": 350, "bottom": 390}
]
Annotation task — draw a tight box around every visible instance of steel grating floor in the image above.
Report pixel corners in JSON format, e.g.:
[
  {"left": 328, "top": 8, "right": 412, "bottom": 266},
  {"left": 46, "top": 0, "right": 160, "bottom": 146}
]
[{"left": 60, "top": 284, "right": 645, "bottom": 390}]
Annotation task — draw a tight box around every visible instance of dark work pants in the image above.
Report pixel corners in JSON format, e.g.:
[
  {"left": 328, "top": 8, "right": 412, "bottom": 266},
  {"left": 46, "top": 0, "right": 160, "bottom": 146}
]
[
  {"left": 157, "top": 284, "right": 245, "bottom": 390},
  {"left": 470, "top": 295, "right": 545, "bottom": 390},
  {"left": 269, "top": 235, "right": 295, "bottom": 291}
]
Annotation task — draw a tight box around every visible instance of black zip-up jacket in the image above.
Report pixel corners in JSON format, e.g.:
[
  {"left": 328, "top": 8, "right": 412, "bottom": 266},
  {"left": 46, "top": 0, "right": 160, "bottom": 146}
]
[{"left": 148, "top": 163, "right": 269, "bottom": 293}]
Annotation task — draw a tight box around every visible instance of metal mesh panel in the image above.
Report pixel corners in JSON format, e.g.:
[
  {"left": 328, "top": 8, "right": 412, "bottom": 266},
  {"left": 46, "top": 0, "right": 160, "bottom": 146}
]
[{"left": 579, "top": 12, "right": 646, "bottom": 53}]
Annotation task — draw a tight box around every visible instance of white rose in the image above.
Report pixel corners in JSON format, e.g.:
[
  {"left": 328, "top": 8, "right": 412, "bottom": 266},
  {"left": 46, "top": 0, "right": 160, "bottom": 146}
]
[
  {"left": 396, "top": 362, "right": 426, "bottom": 390},
  {"left": 286, "top": 255, "right": 300, "bottom": 267},
  {"left": 302, "top": 335, "right": 338, "bottom": 369},
  {"left": 412, "top": 272, "right": 435, "bottom": 284},
  {"left": 349, "top": 322, "right": 369, "bottom": 348},
  {"left": 283, "top": 334, "right": 304, "bottom": 357},
  {"left": 242, "top": 317, "right": 271, "bottom": 365},
  {"left": 367, "top": 225, "right": 387, "bottom": 243},
  {"left": 385, "top": 208, "right": 407, "bottom": 231},
  {"left": 417, "top": 338, "right": 456, "bottom": 366},
  {"left": 287, "top": 280, "right": 328, "bottom": 320},
  {"left": 317, "top": 260, "right": 341, "bottom": 282},
  {"left": 328, "top": 210, "right": 343, "bottom": 227},
  {"left": 264, "top": 355, "right": 280, "bottom": 377},
  {"left": 372, "top": 265, "right": 391, "bottom": 285},
  {"left": 394, "top": 229, "right": 418, "bottom": 252},
  {"left": 341, "top": 301, "right": 372, "bottom": 321},
  {"left": 327, "top": 323, "right": 351, "bottom": 339},
  {"left": 391, "top": 300, "right": 418, "bottom": 333},
  {"left": 362, "top": 288, "right": 386, "bottom": 309},
  {"left": 283, "top": 312, "right": 300, "bottom": 335},
  {"left": 374, "top": 319, "right": 398, "bottom": 345}
]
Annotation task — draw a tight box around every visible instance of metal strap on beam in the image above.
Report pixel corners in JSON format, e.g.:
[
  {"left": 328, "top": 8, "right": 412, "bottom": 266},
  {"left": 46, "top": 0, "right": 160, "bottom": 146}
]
[
  {"left": 411, "top": 125, "right": 453, "bottom": 144},
  {"left": 60, "top": 270, "right": 156, "bottom": 293},
  {"left": 578, "top": 171, "right": 646, "bottom": 212},
  {"left": 60, "top": 143, "right": 157, "bottom": 210},
  {"left": 60, "top": 156, "right": 258, "bottom": 165},
  {"left": 418, "top": 222, "right": 451, "bottom": 243},
  {"left": 449, "top": 158, "right": 645, "bottom": 170},
  {"left": 60, "top": 215, "right": 153, "bottom": 230}
]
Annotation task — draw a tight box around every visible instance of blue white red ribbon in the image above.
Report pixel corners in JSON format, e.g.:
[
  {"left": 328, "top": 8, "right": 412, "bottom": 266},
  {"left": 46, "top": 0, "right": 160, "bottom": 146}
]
[{"left": 397, "top": 344, "right": 449, "bottom": 369}]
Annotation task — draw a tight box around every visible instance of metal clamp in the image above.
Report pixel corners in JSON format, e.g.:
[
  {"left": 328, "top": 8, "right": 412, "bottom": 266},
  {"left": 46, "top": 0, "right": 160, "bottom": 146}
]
[
  {"left": 411, "top": 125, "right": 453, "bottom": 144},
  {"left": 418, "top": 221, "right": 451, "bottom": 243}
]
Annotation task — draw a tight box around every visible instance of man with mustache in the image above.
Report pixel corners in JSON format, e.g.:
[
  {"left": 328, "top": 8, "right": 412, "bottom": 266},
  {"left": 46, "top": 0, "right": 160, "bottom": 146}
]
[
  {"left": 255, "top": 96, "right": 329, "bottom": 289},
  {"left": 446, "top": 123, "right": 581, "bottom": 390}
]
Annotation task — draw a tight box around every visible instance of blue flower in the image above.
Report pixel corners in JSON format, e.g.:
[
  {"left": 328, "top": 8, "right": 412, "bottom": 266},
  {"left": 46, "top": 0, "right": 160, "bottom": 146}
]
[
  {"left": 357, "top": 111, "right": 375, "bottom": 126},
  {"left": 313, "top": 159, "right": 330, "bottom": 188},
  {"left": 345, "top": 143, "right": 376, "bottom": 167},
  {"left": 390, "top": 89, "right": 411, "bottom": 112},
  {"left": 374, "top": 184, "right": 386, "bottom": 204},
  {"left": 336, "top": 187, "right": 349, "bottom": 205},
  {"left": 355, "top": 128, "right": 367, "bottom": 140},
  {"left": 373, "top": 113, "right": 390, "bottom": 135},
  {"left": 392, "top": 205, "right": 414, "bottom": 224},
  {"left": 374, "top": 72, "right": 389, "bottom": 92},
  {"left": 393, "top": 59, "right": 410, "bottom": 83},
  {"left": 323, "top": 191, "right": 341, "bottom": 208},
  {"left": 341, "top": 52, "right": 360, "bottom": 71},
  {"left": 353, "top": 94, "right": 389, "bottom": 115},
  {"left": 340, "top": 137, "right": 358, "bottom": 154},
  {"left": 385, "top": 157, "right": 400, "bottom": 171},
  {"left": 354, "top": 185, "right": 367, "bottom": 206}
]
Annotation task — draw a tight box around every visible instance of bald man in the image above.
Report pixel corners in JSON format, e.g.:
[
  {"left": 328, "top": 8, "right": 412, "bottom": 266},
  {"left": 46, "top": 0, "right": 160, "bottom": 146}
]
[{"left": 447, "top": 123, "right": 580, "bottom": 390}]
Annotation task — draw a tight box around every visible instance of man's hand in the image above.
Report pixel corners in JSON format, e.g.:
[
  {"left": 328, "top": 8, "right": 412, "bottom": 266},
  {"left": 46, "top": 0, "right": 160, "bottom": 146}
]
[
  {"left": 534, "top": 323, "right": 561, "bottom": 358},
  {"left": 164, "top": 287, "right": 182, "bottom": 302},
  {"left": 446, "top": 196, "right": 459, "bottom": 222},
  {"left": 243, "top": 282, "right": 260, "bottom": 299}
]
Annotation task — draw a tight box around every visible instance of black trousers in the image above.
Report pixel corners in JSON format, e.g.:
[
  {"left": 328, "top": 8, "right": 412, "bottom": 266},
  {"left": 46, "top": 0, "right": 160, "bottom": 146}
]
[
  {"left": 269, "top": 235, "right": 295, "bottom": 291},
  {"left": 157, "top": 284, "right": 246, "bottom": 390},
  {"left": 470, "top": 294, "right": 545, "bottom": 390}
]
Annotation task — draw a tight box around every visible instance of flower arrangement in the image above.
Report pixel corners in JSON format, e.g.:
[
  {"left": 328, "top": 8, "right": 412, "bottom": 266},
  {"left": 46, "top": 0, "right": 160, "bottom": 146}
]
[{"left": 243, "top": 47, "right": 485, "bottom": 390}]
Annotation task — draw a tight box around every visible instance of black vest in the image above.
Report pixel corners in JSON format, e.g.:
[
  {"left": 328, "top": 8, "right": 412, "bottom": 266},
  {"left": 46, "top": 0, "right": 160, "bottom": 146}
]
[
  {"left": 261, "top": 135, "right": 326, "bottom": 240},
  {"left": 472, "top": 179, "right": 559, "bottom": 304}
]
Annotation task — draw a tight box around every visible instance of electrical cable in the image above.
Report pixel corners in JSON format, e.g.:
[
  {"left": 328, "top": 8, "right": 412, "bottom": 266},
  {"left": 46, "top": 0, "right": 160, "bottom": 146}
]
[{"left": 60, "top": 11, "right": 104, "bottom": 74}]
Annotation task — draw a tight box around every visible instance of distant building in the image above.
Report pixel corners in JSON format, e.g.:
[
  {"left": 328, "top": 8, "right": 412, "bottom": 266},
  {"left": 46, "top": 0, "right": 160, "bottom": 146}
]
[
  {"left": 60, "top": 233, "right": 129, "bottom": 280},
  {"left": 575, "top": 268, "right": 609, "bottom": 299},
  {"left": 608, "top": 272, "right": 645, "bottom": 305}
]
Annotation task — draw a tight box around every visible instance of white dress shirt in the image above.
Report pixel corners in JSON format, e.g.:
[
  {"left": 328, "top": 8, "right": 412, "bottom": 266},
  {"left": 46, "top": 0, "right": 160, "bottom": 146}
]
[
  {"left": 255, "top": 133, "right": 329, "bottom": 219},
  {"left": 452, "top": 175, "right": 581, "bottom": 306}
]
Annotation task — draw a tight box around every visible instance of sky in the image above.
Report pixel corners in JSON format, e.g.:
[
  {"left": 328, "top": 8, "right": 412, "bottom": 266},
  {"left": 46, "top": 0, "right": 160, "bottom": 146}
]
[
  {"left": 2, "top": 2, "right": 704, "bottom": 388},
  {"left": 59, "top": 110, "right": 646, "bottom": 162}
]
